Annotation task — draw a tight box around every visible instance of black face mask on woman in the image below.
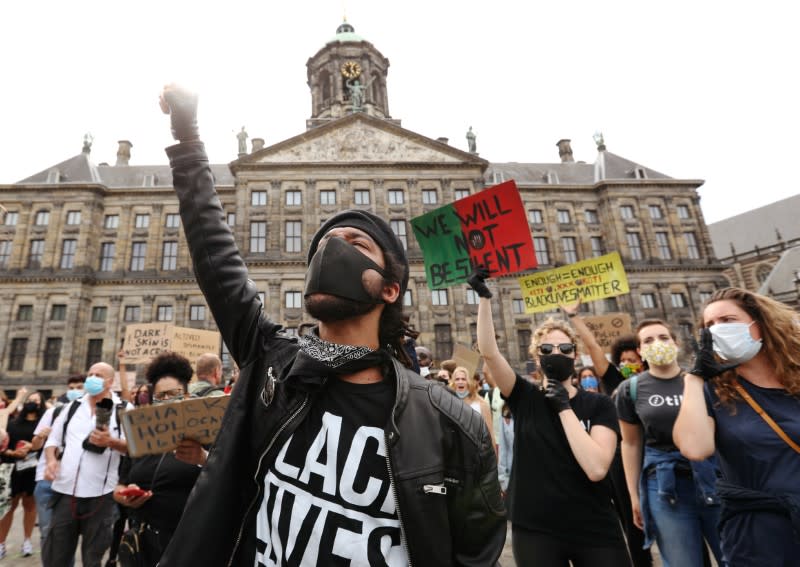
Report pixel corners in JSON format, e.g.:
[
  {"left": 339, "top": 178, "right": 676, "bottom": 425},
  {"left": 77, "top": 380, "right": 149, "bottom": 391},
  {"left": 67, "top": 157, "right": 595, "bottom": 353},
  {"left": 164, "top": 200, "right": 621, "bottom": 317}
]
[
  {"left": 23, "top": 402, "right": 39, "bottom": 414},
  {"left": 539, "top": 354, "right": 576, "bottom": 383}
]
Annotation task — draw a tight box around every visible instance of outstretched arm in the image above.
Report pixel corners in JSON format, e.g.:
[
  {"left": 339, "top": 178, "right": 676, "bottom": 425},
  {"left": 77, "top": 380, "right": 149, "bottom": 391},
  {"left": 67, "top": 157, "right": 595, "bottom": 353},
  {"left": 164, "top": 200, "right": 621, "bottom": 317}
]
[
  {"left": 470, "top": 268, "right": 516, "bottom": 396},
  {"left": 160, "top": 85, "right": 279, "bottom": 367}
]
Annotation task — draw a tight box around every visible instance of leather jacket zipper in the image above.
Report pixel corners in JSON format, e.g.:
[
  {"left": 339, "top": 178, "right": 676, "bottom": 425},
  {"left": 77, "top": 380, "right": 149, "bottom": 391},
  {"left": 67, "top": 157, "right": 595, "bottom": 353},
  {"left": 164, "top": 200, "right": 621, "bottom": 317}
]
[
  {"left": 227, "top": 393, "right": 309, "bottom": 567},
  {"left": 384, "top": 431, "right": 412, "bottom": 567}
]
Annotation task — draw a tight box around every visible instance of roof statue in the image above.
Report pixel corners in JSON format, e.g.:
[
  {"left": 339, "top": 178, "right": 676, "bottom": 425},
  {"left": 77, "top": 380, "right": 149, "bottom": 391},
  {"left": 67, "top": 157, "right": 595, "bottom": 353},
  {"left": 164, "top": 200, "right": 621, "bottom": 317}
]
[{"left": 466, "top": 126, "right": 477, "bottom": 153}]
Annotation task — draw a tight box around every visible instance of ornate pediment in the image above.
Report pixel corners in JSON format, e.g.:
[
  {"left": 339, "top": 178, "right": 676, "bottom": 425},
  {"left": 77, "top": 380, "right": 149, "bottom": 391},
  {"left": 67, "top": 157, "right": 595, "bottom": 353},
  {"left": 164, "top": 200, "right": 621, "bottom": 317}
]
[{"left": 250, "top": 119, "right": 468, "bottom": 164}]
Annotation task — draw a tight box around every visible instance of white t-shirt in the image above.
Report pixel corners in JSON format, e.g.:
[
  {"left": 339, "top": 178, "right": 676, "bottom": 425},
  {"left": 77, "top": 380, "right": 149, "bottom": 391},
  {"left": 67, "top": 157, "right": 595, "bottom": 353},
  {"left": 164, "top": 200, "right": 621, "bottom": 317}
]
[
  {"left": 34, "top": 406, "right": 57, "bottom": 482},
  {"left": 44, "top": 395, "right": 130, "bottom": 497}
]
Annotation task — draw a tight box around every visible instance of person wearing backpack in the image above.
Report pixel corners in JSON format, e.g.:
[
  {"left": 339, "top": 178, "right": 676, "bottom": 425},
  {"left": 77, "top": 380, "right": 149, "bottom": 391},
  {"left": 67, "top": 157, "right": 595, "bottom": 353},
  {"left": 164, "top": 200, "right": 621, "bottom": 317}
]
[
  {"left": 188, "top": 353, "right": 226, "bottom": 398},
  {"left": 616, "top": 320, "right": 724, "bottom": 567},
  {"left": 42, "top": 362, "right": 131, "bottom": 567},
  {"left": 32, "top": 375, "right": 85, "bottom": 560}
]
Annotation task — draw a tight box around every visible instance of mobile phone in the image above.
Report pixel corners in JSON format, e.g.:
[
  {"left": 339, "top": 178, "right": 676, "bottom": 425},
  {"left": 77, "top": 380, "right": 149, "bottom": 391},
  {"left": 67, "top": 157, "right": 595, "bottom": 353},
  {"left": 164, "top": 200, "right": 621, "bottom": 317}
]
[
  {"left": 15, "top": 441, "right": 26, "bottom": 450},
  {"left": 119, "top": 487, "right": 148, "bottom": 498}
]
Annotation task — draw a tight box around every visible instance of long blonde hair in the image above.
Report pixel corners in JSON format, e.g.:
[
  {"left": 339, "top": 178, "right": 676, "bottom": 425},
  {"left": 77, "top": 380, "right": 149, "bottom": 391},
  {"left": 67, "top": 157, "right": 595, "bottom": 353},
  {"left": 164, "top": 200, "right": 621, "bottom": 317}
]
[
  {"left": 449, "top": 366, "right": 479, "bottom": 398},
  {"left": 703, "top": 287, "right": 800, "bottom": 406}
]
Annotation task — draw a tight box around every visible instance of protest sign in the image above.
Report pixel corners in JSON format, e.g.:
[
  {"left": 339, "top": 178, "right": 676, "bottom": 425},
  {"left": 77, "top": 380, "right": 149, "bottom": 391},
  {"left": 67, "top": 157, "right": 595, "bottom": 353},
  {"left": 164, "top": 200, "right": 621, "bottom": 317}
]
[
  {"left": 122, "top": 323, "right": 171, "bottom": 364},
  {"left": 518, "top": 251, "right": 629, "bottom": 313},
  {"left": 582, "top": 313, "right": 633, "bottom": 351},
  {"left": 120, "top": 395, "right": 230, "bottom": 457},
  {"left": 451, "top": 343, "right": 481, "bottom": 380},
  {"left": 170, "top": 327, "right": 221, "bottom": 363},
  {"left": 121, "top": 324, "right": 221, "bottom": 364},
  {"left": 411, "top": 180, "right": 537, "bottom": 289}
]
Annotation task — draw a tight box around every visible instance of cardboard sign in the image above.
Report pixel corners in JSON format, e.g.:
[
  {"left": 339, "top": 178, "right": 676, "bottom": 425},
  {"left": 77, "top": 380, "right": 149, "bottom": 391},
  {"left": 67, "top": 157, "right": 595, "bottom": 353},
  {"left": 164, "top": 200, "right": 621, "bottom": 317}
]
[
  {"left": 120, "top": 395, "right": 230, "bottom": 457},
  {"left": 122, "top": 323, "right": 171, "bottom": 364},
  {"left": 411, "top": 180, "right": 537, "bottom": 289},
  {"left": 170, "top": 328, "right": 221, "bottom": 364},
  {"left": 121, "top": 324, "right": 221, "bottom": 364},
  {"left": 451, "top": 343, "right": 481, "bottom": 380},
  {"left": 518, "top": 252, "right": 630, "bottom": 313},
  {"left": 582, "top": 313, "right": 633, "bottom": 351}
]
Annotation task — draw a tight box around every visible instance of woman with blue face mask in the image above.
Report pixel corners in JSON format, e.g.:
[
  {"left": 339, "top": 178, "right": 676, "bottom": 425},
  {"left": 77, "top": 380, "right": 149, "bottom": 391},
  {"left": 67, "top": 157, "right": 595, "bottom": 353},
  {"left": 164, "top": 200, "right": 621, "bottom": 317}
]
[
  {"left": 449, "top": 367, "right": 496, "bottom": 449},
  {"left": 675, "top": 287, "right": 800, "bottom": 566}
]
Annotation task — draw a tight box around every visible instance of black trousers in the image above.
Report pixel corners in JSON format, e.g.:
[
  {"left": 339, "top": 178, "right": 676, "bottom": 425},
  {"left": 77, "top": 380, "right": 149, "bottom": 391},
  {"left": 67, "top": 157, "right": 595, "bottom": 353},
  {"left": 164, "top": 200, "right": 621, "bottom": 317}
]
[
  {"left": 42, "top": 492, "right": 117, "bottom": 567},
  {"left": 512, "top": 525, "right": 633, "bottom": 567}
]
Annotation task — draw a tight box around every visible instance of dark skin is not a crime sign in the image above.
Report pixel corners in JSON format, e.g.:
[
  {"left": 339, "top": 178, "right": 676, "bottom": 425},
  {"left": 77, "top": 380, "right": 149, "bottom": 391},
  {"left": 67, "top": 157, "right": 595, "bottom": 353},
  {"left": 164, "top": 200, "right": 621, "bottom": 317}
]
[{"left": 411, "top": 180, "right": 537, "bottom": 288}]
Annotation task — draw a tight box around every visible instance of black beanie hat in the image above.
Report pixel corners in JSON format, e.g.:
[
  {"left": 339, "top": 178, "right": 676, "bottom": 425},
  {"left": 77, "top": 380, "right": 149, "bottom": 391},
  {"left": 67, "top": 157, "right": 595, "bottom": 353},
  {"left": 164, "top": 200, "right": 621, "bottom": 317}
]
[{"left": 308, "top": 209, "right": 410, "bottom": 296}]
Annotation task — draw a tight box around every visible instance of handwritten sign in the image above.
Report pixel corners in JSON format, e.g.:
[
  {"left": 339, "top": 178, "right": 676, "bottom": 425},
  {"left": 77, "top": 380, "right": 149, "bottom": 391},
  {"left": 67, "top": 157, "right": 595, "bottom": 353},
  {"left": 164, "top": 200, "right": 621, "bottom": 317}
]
[
  {"left": 411, "top": 180, "right": 537, "bottom": 289},
  {"left": 121, "top": 324, "right": 221, "bottom": 364},
  {"left": 582, "top": 313, "right": 633, "bottom": 351},
  {"left": 170, "top": 328, "right": 221, "bottom": 363},
  {"left": 518, "top": 252, "right": 629, "bottom": 313},
  {"left": 120, "top": 395, "right": 230, "bottom": 457},
  {"left": 452, "top": 343, "right": 481, "bottom": 380},
  {"left": 122, "top": 323, "right": 171, "bottom": 364}
]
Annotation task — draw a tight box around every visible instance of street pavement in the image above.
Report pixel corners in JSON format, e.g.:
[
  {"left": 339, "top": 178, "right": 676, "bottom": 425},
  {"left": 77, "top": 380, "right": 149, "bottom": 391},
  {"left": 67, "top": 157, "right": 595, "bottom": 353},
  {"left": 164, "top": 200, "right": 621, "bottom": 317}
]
[{"left": 1, "top": 504, "right": 669, "bottom": 566}]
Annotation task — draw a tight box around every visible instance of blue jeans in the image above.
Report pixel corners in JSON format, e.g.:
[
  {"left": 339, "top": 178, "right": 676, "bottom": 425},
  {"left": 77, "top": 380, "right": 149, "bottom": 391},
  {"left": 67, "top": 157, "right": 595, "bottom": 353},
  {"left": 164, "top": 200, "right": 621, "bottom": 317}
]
[
  {"left": 646, "top": 474, "right": 724, "bottom": 567},
  {"left": 34, "top": 480, "right": 54, "bottom": 551}
]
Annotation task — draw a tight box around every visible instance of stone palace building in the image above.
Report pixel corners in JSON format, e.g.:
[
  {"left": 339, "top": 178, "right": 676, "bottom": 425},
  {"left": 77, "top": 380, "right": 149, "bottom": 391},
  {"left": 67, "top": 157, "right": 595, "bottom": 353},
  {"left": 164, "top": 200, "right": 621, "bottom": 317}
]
[{"left": 0, "top": 22, "right": 728, "bottom": 393}]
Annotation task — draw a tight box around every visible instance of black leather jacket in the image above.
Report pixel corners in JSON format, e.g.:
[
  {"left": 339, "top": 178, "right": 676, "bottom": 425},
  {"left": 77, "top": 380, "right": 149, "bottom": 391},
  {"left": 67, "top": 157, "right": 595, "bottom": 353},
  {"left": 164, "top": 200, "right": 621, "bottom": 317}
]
[{"left": 159, "top": 142, "right": 506, "bottom": 566}]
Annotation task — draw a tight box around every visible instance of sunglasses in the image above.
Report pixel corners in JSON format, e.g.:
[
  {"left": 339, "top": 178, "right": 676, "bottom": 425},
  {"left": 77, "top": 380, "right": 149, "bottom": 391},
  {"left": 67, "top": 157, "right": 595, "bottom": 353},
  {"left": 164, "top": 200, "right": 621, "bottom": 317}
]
[{"left": 538, "top": 343, "right": 576, "bottom": 356}]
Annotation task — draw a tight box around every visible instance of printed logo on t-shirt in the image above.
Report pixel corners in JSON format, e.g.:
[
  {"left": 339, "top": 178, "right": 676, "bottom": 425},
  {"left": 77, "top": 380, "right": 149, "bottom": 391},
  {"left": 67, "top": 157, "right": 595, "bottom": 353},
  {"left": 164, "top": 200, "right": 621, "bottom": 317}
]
[
  {"left": 255, "top": 411, "right": 408, "bottom": 566},
  {"left": 647, "top": 394, "right": 683, "bottom": 407}
]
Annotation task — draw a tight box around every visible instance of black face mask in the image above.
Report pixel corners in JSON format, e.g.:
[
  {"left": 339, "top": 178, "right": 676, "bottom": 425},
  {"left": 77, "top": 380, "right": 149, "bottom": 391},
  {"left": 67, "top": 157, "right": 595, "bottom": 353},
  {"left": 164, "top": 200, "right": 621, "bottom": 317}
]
[
  {"left": 305, "top": 237, "right": 387, "bottom": 304},
  {"left": 23, "top": 402, "right": 39, "bottom": 414},
  {"left": 539, "top": 354, "right": 576, "bottom": 383}
]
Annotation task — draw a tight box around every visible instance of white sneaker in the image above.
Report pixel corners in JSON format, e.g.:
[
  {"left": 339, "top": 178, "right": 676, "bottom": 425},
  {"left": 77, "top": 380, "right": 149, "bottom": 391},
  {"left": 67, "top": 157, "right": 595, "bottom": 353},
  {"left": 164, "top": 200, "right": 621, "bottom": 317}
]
[
  {"left": 22, "top": 538, "right": 33, "bottom": 557},
  {"left": 0, "top": 542, "right": 6, "bottom": 559}
]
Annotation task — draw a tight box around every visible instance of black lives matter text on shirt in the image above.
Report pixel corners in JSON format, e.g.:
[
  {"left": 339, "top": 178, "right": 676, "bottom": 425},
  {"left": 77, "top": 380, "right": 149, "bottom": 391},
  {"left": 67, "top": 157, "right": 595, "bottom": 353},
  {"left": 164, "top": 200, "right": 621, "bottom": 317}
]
[
  {"left": 616, "top": 371, "right": 685, "bottom": 452},
  {"left": 255, "top": 377, "right": 409, "bottom": 567},
  {"left": 505, "top": 377, "right": 624, "bottom": 547}
]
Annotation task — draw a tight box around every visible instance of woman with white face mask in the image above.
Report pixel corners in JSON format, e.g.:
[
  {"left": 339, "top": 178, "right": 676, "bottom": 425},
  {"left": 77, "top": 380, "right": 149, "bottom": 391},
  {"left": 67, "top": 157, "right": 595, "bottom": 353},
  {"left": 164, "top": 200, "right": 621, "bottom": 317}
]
[
  {"left": 616, "top": 320, "right": 724, "bottom": 567},
  {"left": 674, "top": 287, "right": 800, "bottom": 566}
]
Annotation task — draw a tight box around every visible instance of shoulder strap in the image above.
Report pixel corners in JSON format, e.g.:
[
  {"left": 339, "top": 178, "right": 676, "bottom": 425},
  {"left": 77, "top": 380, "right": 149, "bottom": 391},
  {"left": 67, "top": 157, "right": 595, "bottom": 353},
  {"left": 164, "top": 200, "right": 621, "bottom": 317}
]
[
  {"left": 629, "top": 374, "right": 639, "bottom": 402},
  {"left": 60, "top": 400, "right": 82, "bottom": 452},
  {"left": 114, "top": 402, "right": 127, "bottom": 435},
  {"left": 734, "top": 383, "right": 800, "bottom": 454}
]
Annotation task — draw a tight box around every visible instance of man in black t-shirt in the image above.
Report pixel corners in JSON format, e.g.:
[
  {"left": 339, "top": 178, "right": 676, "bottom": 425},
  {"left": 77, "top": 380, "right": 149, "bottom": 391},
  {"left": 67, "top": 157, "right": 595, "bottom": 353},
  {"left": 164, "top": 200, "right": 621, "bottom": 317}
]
[{"left": 157, "top": 85, "right": 505, "bottom": 567}]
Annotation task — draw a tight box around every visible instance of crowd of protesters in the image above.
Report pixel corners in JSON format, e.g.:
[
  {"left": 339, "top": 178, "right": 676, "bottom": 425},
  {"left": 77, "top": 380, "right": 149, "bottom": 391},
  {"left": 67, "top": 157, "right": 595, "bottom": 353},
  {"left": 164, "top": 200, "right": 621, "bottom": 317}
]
[{"left": 0, "top": 85, "right": 796, "bottom": 567}]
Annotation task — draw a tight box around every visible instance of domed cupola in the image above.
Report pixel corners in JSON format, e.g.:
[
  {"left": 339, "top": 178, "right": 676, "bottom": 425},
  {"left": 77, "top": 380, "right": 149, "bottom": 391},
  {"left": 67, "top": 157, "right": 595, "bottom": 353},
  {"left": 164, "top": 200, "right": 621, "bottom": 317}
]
[{"left": 306, "top": 20, "right": 392, "bottom": 129}]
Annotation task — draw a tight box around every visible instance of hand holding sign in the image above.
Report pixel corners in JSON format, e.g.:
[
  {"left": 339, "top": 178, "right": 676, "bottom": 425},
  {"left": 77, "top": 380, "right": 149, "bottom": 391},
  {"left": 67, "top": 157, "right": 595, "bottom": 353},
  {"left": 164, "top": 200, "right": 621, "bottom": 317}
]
[{"left": 467, "top": 265, "right": 493, "bottom": 299}]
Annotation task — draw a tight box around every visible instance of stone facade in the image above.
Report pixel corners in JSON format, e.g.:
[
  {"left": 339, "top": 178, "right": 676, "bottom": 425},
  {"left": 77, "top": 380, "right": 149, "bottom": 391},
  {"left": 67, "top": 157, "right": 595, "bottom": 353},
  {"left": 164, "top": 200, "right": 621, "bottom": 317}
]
[{"left": 0, "top": 24, "right": 729, "bottom": 394}]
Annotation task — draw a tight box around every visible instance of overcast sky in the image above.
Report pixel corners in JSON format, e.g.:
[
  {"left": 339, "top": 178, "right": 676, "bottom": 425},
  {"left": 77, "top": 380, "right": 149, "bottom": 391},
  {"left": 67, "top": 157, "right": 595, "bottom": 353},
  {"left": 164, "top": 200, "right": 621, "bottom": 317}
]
[{"left": 1, "top": 0, "right": 797, "bottom": 223}]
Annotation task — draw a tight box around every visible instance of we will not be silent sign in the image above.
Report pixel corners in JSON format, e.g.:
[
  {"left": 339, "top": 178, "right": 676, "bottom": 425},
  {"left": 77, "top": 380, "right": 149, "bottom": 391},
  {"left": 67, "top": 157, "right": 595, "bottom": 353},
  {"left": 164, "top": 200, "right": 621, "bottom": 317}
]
[{"left": 410, "top": 180, "right": 537, "bottom": 288}]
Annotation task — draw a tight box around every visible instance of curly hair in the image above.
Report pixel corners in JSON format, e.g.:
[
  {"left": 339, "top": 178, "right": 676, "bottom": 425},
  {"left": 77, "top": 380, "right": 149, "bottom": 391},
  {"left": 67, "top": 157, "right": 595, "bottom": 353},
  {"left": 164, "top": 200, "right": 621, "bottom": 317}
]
[
  {"left": 702, "top": 287, "right": 800, "bottom": 408},
  {"left": 610, "top": 335, "right": 640, "bottom": 366},
  {"left": 145, "top": 351, "right": 194, "bottom": 390},
  {"left": 529, "top": 317, "right": 578, "bottom": 358}
]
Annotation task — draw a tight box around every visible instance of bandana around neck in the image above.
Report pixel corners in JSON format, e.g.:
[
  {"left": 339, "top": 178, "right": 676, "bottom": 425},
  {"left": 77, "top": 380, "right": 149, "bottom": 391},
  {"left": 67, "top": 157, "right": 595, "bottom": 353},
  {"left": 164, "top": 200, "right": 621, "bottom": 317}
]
[{"left": 298, "top": 331, "right": 389, "bottom": 375}]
